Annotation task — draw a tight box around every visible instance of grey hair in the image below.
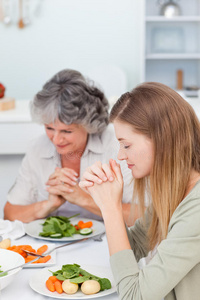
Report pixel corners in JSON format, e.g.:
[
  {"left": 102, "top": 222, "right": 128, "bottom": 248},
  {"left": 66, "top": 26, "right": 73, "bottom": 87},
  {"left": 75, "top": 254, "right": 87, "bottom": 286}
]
[{"left": 30, "top": 69, "right": 109, "bottom": 134}]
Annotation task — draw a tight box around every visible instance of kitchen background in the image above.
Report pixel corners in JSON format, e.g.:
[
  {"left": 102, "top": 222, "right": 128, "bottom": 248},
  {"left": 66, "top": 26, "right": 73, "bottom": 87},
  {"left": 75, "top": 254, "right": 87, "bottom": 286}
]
[
  {"left": 0, "top": 0, "right": 142, "bottom": 99},
  {"left": 1, "top": 0, "right": 200, "bottom": 219},
  {"left": 0, "top": 0, "right": 143, "bottom": 218}
]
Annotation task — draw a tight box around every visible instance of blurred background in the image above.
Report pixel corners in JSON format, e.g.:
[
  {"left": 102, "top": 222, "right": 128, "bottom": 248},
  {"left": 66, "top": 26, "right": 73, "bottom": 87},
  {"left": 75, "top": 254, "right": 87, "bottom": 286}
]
[
  {"left": 0, "top": 0, "right": 143, "bottom": 99},
  {"left": 0, "top": 0, "right": 143, "bottom": 218},
  {"left": 1, "top": 0, "right": 200, "bottom": 218}
]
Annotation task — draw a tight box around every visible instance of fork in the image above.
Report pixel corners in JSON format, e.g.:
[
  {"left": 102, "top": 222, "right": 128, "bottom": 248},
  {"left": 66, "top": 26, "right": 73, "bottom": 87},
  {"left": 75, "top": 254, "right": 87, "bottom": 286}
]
[
  {"left": 22, "top": 232, "right": 105, "bottom": 257},
  {"left": 1, "top": 238, "right": 89, "bottom": 276},
  {"left": 92, "top": 232, "right": 105, "bottom": 242},
  {"left": 22, "top": 237, "right": 89, "bottom": 257}
]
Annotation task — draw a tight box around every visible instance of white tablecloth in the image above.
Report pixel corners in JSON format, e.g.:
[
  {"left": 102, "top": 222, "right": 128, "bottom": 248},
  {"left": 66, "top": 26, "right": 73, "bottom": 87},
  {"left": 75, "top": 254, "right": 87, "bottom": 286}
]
[{"left": 1, "top": 234, "right": 119, "bottom": 300}]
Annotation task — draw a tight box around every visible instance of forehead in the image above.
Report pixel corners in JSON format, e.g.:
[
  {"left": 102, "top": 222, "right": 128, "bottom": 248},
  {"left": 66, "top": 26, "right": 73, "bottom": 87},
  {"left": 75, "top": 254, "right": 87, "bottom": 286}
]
[{"left": 113, "top": 120, "right": 134, "bottom": 140}]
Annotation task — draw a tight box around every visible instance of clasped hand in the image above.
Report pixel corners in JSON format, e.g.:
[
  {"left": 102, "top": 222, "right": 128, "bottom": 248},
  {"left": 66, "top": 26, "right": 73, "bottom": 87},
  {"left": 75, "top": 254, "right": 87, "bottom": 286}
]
[
  {"left": 46, "top": 167, "right": 83, "bottom": 204},
  {"left": 79, "top": 159, "right": 124, "bottom": 211}
]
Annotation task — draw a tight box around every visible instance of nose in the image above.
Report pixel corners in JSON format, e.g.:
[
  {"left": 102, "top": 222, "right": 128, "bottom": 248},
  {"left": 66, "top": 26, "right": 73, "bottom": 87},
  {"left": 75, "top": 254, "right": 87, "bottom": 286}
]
[
  {"left": 117, "top": 147, "right": 127, "bottom": 161},
  {"left": 52, "top": 131, "right": 63, "bottom": 144}
]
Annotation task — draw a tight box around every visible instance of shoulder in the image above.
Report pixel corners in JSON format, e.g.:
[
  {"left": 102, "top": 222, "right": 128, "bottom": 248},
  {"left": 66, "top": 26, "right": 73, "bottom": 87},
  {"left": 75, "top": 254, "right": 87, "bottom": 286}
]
[{"left": 169, "top": 181, "right": 200, "bottom": 236}]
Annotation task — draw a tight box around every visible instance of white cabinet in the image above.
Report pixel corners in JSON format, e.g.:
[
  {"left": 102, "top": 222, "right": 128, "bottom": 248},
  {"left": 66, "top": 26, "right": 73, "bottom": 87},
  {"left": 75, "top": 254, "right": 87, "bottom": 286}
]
[
  {"left": 0, "top": 100, "right": 44, "bottom": 154},
  {"left": 142, "top": 0, "right": 200, "bottom": 91}
]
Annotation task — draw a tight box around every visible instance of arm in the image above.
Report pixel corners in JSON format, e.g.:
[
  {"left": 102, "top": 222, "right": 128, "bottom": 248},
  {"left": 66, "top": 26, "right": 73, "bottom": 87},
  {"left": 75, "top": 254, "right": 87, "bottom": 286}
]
[
  {"left": 80, "top": 160, "right": 200, "bottom": 300},
  {"left": 79, "top": 159, "right": 132, "bottom": 254},
  {"left": 4, "top": 194, "right": 66, "bottom": 222},
  {"left": 4, "top": 151, "right": 66, "bottom": 222},
  {"left": 46, "top": 167, "right": 132, "bottom": 220}
]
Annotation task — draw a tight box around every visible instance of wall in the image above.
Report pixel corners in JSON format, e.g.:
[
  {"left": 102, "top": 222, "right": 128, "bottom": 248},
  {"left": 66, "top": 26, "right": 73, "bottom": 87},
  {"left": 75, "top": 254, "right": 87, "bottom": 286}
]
[
  {"left": 0, "top": 155, "right": 24, "bottom": 219},
  {"left": 0, "top": 0, "right": 143, "bottom": 100},
  {"left": 0, "top": 0, "right": 143, "bottom": 219}
]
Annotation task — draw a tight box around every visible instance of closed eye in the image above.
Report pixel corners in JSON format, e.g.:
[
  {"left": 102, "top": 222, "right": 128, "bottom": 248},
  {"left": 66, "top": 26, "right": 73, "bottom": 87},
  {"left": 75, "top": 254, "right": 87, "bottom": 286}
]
[
  {"left": 119, "top": 142, "right": 130, "bottom": 150},
  {"left": 62, "top": 130, "right": 72, "bottom": 133},
  {"left": 46, "top": 127, "right": 54, "bottom": 130}
]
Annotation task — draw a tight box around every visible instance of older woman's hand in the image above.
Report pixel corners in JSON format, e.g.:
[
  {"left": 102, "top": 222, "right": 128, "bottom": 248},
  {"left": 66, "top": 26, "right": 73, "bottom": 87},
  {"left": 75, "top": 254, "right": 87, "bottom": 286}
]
[
  {"left": 47, "top": 182, "right": 86, "bottom": 204},
  {"left": 46, "top": 167, "right": 87, "bottom": 204},
  {"left": 79, "top": 159, "right": 124, "bottom": 211},
  {"left": 46, "top": 167, "right": 78, "bottom": 192}
]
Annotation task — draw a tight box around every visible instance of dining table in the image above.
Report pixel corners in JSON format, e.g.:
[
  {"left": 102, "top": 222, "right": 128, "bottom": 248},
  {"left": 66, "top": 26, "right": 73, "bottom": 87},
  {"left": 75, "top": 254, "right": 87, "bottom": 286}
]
[{"left": 1, "top": 233, "right": 119, "bottom": 300}]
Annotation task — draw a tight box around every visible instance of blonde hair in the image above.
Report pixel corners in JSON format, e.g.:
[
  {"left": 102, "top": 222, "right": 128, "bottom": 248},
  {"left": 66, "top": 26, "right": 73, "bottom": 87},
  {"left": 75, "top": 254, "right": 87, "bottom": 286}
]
[{"left": 110, "top": 82, "right": 200, "bottom": 249}]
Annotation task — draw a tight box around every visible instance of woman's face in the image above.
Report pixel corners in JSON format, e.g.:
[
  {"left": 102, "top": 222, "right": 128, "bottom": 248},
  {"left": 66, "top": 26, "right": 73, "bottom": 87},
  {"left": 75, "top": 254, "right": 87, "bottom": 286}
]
[
  {"left": 113, "top": 120, "right": 154, "bottom": 179},
  {"left": 45, "top": 119, "right": 88, "bottom": 158}
]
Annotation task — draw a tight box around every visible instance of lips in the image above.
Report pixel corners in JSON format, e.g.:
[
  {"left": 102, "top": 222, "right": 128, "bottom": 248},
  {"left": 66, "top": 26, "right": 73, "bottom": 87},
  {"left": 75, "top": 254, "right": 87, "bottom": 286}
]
[
  {"left": 56, "top": 144, "right": 69, "bottom": 148},
  {"left": 127, "top": 164, "right": 135, "bottom": 169}
]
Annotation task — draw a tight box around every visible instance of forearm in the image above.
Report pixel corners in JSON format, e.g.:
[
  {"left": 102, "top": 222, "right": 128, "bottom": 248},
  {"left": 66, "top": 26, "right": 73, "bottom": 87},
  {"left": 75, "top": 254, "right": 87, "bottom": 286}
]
[
  {"left": 4, "top": 200, "right": 62, "bottom": 223},
  {"left": 75, "top": 192, "right": 102, "bottom": 217},
  {"left": 102, "top": 204, "right": 131, "bottom": 256}
]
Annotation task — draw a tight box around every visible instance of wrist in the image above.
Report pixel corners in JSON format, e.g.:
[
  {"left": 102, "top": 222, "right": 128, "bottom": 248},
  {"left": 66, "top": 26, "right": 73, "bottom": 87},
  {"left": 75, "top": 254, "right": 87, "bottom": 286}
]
[
  {"left": 34, "top": 199, "right": 61, "bottom": 219},
  {"left": 102, "top": 202, "right": 123, "bottom": 220}
]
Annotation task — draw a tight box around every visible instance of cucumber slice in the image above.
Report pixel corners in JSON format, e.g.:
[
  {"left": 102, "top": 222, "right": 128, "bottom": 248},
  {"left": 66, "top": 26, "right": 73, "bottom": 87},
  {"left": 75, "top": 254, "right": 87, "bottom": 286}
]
[
  {"left": 79, "top": 228, "right": 93, "bottom": 235},
  {"left": 50, "top": 233, "right": 62, "bottom": 238}
]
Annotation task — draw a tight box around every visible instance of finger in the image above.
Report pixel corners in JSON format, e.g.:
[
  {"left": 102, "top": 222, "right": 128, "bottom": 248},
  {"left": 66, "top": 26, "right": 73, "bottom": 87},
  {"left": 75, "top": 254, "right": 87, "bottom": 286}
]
[
  {"left": 46, "top": 178, "right": 61, "bottom": 186},
  {"left": 48, "top": 169, "right": 63, "bottom": 180},
  {"left": 88, "top": 162, "right": 107, "bottom": 182},
  {"left": 58, "top": 176, "right": 77, "bottom": 186},
  {"left": 82, "top": 171, "right": 104, "bottom": 184},
  {"left": 61, "top": 170, "right": 78, "bottom": 181},
  {"left": 79, "top": 180, "right": 94, "bottom": 188},
  {"left": 59, "top": 183, "right": 74, "bottom": 193},
  {"left": 47, "top": 176, "right": 77, "bottom": 186},
  {"left": 47, "top": 185, "right": 74, "bottom": 194},
  {"left": 62, "top": 168, "right": 78, "bottom": 178},
  {"left": 110, "top": 159, "right": 123, "bottom": 182},
  {"left": 101, "top": 163, "right": 114, "bottom": 182}
]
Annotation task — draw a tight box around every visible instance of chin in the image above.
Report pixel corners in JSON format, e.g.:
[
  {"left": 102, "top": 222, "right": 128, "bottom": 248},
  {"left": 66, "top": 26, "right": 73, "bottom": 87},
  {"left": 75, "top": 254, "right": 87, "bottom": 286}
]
[
  {"left": 132, "top": 170, "right": 150, "bottom": 179},
  {"left": 131, "top": 171, "right": 142, "bottom": 179},
  {"left": 56, "top": 148, "right": 69, "bottom": 155}
]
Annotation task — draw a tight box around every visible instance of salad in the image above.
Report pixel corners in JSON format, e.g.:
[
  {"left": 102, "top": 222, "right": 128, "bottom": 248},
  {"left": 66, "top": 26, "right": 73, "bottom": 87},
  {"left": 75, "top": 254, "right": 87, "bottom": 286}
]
[
  {"left": 46, "top": 263, "right": 111, "bottom": 295},
  {"left": 39, "top": 215, "right": 93, "bottom": 238}
]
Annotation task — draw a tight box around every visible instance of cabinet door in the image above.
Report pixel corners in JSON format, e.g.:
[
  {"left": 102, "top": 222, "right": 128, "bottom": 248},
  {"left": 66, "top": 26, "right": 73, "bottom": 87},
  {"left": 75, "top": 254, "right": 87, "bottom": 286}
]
[{"left": 0, "top": 123, "right": 44, "bottom": 154}]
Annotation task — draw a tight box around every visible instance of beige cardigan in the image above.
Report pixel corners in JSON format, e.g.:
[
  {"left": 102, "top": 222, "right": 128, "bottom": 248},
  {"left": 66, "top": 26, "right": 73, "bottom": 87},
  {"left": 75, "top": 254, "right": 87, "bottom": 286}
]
[{"left": 110, "top": 181, "right": 200, "bottom": 300}]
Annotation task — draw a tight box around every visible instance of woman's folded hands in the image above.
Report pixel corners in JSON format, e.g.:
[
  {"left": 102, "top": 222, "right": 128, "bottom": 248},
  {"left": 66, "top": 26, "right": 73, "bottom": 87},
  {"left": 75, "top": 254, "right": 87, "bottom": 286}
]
[{"left": 79, "top": 159, "right": 124, "bottom": 212}]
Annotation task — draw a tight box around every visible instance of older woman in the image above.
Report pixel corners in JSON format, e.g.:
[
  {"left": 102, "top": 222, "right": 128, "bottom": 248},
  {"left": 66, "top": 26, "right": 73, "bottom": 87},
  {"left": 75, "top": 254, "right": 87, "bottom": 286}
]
[{"left": 4, "top": 69, "right": 133, "bottom": 223}]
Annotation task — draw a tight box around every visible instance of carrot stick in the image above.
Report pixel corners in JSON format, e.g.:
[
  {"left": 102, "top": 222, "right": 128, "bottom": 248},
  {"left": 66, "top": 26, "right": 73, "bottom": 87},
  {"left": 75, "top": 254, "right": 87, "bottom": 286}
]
[
  {"left": 78, "top": 220, "right": 84, "bottom": 227},
  {"left": 49, "top": 276, "right": 58, "bottom": 283},
  {"left": 80, "top": 221, "right": 93, "bottom": 229},
  {"left": 46, "top": 278, "right": 55, "bottom": 292},
  {"left": 25, "top": 255, "right": 36, "bottom": 263},
  {"left": 55, "top": 280, "right": 63, "bottom": 294},
  {"left": 32, "top": 255, "right": 51, "bottom": 264},
  {"left": 37, "top": 245, "right": 48, "bottom": 255},
  {"left": 21, "top": 245, "right": 35, "bottom": 252}
]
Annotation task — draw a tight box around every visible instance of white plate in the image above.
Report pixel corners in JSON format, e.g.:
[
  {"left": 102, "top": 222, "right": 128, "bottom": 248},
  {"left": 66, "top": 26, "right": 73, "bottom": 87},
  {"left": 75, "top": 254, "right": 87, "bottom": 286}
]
[
  {"left": 29, "top": 264, "right": 116, "bottom": 299},
  {"left": 11, "top": 242, "right": 56, "bottom": 268},
  {"left": 25, "top": 217, "right": 105, "bottom": 242}
]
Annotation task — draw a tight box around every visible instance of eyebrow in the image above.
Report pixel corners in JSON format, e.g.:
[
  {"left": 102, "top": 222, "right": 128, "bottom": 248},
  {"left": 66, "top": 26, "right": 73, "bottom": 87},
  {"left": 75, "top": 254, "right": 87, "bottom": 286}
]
[{"left": 118, "top": 138, "right": 125, "bottom": 141}]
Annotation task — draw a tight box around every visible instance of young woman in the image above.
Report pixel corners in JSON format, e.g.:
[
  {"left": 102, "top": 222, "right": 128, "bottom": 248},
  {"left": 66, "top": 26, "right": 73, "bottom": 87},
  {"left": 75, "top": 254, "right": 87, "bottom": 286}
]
[{"left": 79, "top": 82, "right": 200, "bottom": 300}]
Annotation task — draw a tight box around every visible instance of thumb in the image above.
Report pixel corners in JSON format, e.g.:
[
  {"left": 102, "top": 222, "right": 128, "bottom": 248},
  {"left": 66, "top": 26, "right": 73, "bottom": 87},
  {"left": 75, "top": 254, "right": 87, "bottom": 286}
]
[{"left": 109, "top": 159, "right": 123, "bottom": 182}]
